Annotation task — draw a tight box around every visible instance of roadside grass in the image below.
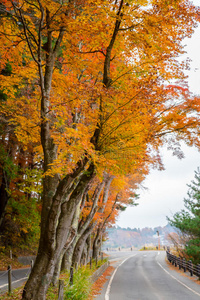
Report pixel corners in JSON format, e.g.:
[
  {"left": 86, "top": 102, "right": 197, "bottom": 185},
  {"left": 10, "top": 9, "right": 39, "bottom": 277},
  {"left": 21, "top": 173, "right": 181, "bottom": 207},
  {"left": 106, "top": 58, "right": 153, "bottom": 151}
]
[
  {"left": 140, "top": 246, "right": 157, "bottom": 251},
  {"left": 139, "top": 246, "right": 166, "bottom": 251},
  {"left": 64, "top": 266, "right": 93, "bottom": 300},
  {"left": 0, "top": 258, "right": 108, "bottom": 300},
  {"left": 0, "top": 286, "right": 24, "bottom": 300}
]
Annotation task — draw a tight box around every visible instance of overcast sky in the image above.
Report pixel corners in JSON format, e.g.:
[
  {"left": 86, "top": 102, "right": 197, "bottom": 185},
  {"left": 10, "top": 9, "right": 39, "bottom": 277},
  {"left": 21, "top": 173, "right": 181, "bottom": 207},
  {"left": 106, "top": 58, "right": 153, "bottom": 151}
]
[{"left": 117, "top": 3, "right": 200, "bottom": 229}]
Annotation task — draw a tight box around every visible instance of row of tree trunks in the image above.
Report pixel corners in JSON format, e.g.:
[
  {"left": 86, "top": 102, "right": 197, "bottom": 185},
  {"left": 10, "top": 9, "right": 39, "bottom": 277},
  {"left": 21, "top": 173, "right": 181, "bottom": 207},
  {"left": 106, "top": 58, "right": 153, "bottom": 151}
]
[
  {"left": 59, "top": 174, "right": 115, "bottom": 270},
  {"left": 93, "top": 226, "right": 102, "bottom": 260},
  {"left": 60, "top": 175, "right": 107, "bottom": 271},
  {"left": 72, "top": 224, "right": 95, "bottom": 268},
  {"left": 51, "top": 194, "right": 84, "bottom": 285},
  {"left": 22, "top": 162, "right": 95, "bottom": 300}
]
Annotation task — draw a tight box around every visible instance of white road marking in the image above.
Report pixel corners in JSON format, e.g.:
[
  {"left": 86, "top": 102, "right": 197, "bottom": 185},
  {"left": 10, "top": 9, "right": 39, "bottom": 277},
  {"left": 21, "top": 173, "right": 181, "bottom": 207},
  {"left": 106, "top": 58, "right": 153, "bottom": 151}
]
[
  {"left": 156, "top": 256, "right": 200, "bottom": 297},
  {"left": 105, "top": 254, "right": 137, "bottom": 300},
  {"left": 0, "top": 276, "right": 28, "bottom": 289}
]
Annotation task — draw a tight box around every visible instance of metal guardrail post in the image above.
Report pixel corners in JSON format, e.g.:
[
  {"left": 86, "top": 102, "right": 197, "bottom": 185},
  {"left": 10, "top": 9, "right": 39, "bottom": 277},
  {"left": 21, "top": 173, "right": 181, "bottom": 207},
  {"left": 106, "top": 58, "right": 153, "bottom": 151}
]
[
  {"left": 95, "top": 255, "right": 98, "bottom": 266},
  {"left": 8, "top": 265, "right": 12, "bottom": 294},
  {"left": 101, "top": 252, "right": 103, "bottom": 262},
  {"left": 90, "top": 257, "right": 92, "bottom": 269},
  {"left": 197, "top": 264, "right": 200, "bottom": 278},
  {"left": 175, "top": 257, "right": 177, "bottom": 267},
  {"left": 188, "top": 260, "right": 193, "bottom": 276},
  {"left": 69, "top": 266, "right": 73, "bottom": 286},
  {"left": 58, "top": 280, "right": 64, "bottom": 300},
  {"left": 181, "top": 257, "right": 183, "bottom": 269},
  {"left": 167, "top": 251, "right": 200, "bottom": 278},
  {"left": 178, "top": 257, "right": 181, "bottom": 269},
  {"left": 166, "top": 251, "right": 170, "bottom": 263},
  {"left": 183, "top": 258, "right": 186, "bottom": 272},
  {"left": 31, "top": 260, "right": 34, "bottom": 270},
  {"left": 168, "top": 252, "right": 171, "bottom": 262}
]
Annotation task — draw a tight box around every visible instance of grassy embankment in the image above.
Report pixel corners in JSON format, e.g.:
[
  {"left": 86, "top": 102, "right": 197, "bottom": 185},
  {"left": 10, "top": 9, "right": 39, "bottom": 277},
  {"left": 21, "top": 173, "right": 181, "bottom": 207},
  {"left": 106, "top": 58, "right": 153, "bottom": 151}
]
[{"left": 0, "top": 258, "right": 108, "bottom": 300}]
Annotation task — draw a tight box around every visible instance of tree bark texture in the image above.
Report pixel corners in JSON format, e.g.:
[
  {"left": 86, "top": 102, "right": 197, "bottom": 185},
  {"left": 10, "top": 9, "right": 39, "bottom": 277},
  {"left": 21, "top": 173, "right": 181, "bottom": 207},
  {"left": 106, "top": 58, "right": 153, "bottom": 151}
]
[
  {"left": 22, "top": 163, "right": 95, "bottom": 300},
  {"left": 0, "top": 173, "right": 9, "bottom": 228},
  {"left": 52, "top": 198, "right": 83, "bottom": 285},
  {"left": 92, "top": 227, "right": 101, "bottom": 259},
  {"left": 70, "top": 176, "right": 108, "bottom": 268},
  {"left": 72, "top": 224, "right": 95, "bottom": 268}
]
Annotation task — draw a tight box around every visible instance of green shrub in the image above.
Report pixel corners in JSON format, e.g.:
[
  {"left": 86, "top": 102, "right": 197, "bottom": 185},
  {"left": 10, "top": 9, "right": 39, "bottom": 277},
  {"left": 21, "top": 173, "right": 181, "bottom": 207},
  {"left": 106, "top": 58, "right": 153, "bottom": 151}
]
[{"left": 64, "top": 266, "right": 93, "bottom": 300}]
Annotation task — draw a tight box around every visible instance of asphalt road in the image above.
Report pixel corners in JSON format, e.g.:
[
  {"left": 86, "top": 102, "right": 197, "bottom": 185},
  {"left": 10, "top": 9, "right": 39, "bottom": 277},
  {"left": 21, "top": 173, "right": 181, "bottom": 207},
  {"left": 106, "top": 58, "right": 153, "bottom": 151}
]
[
  {"left": 96, "top": 250, "right": 200, "bottom": 300},
  {"left": 0, "top": 267, "right": 30, "bottom": 294}
]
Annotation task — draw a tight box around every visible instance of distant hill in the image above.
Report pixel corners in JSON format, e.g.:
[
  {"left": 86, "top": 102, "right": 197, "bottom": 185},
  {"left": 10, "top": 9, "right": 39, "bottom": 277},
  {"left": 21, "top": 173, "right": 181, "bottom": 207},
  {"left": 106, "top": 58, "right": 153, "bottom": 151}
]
[{"left": 103, "top": 224, "right": 176, "bottom": 249}]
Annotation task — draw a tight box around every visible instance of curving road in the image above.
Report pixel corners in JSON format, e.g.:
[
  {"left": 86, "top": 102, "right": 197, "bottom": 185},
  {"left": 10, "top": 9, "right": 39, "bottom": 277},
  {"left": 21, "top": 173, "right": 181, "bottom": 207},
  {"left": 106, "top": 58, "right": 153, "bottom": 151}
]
[
  {"left": 0, "top": 267, "right": 30, "bottom": 294},
  {"left": 97, "top": 251, "right": 200, "bottom": 300}
]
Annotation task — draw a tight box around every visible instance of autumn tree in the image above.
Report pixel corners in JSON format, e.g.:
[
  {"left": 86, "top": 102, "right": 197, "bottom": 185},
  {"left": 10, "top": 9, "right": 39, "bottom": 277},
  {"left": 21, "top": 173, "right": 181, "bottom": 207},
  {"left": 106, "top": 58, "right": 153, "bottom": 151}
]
[
  {"left": 0, "top": 144, "right": 41, "bottom": 252},
  {"left": 0, "top": 0, "right": 200, "bottom": 299},
  {"left": 0, "top": 51, "right": 41, "bottom": 251}
]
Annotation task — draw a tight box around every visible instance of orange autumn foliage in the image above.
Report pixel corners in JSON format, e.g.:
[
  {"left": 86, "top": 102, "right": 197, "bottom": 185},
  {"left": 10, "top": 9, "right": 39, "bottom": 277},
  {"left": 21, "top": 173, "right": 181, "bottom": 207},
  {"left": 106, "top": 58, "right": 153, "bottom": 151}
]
[
  {"left": 0, "top": 0, "right": 200, "bottom": 179},
  {"left": 0, "top": 1, "right": 200, "bottom": 298}
]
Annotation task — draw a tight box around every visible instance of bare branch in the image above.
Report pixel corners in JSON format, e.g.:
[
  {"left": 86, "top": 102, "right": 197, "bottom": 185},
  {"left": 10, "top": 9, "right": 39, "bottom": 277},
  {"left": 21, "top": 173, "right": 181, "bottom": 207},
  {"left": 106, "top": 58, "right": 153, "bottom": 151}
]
[
  {"left": 102, "top": 90, "right": 142, "bottom": 126},
  {"left": 78, "top": 49, "right": 106, "bottom": 56},
  {"left": 24, "top": 0, "right": 40, "bottom": 10},
  {"left": 16, "top": 6, "right": 39, "bottom": 65},
  {"left": 103, "top": 0, "right": 124, "bottom": 87},
  {"left": 37, "top": 0, "right": 44, "bottom": 64},
  {"left": 53, "top": 26, "right": 65, "bottom": 55}
]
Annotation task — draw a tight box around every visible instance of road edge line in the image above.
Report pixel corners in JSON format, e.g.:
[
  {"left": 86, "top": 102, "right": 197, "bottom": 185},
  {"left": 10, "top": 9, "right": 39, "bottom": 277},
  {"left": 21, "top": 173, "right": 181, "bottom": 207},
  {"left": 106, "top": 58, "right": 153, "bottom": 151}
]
[
  {"left": 105, "top": 254, "right": 137, "bottom": 300},
  {"left": 0, "top": 276, "right": 28, "bottom": 289},
  {"left": 156, "top": 257, "right": 200, "bottom": 297}
]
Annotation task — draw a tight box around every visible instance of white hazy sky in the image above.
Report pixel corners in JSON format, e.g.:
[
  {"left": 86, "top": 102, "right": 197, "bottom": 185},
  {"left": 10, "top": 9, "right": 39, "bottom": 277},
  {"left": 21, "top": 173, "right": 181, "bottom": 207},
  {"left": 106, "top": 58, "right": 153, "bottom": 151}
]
[{"left": 117, "top": 2, "right": 200, "bottom": 229}]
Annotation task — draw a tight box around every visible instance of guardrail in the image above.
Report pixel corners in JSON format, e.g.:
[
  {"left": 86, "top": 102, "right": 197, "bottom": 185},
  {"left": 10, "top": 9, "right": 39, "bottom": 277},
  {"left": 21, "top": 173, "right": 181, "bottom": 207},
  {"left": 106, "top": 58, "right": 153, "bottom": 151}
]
[
  {"left": 0, "top": 265, "right": 31, "bottom": 294},
  {"left": 166, "top": 251, "right": 200, "bottom": 278}
]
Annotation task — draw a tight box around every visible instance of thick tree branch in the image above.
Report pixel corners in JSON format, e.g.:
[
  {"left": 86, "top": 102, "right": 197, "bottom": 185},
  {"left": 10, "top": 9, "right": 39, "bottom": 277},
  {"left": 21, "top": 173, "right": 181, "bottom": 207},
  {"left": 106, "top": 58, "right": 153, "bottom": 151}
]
[
  {"left": 103, "top": 0, "right": 124, "bottom": 87},
  {"left": 18, "top": 8, "right": 39, "bottom": 65}
]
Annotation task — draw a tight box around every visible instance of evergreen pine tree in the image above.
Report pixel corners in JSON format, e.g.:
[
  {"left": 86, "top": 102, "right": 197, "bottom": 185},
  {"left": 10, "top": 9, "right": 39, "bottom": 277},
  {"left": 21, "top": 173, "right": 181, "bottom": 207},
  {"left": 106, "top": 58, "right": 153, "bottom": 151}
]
[{"left": 168, "top": 168, "right": 200, "bottom": 264}]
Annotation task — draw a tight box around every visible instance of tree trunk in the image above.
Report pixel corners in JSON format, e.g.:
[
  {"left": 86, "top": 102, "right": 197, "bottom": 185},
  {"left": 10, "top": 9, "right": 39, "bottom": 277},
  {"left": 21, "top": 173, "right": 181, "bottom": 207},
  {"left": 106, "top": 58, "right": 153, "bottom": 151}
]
[
  {"left": 22, "top": 163, "right": 95, "bottom": 300},
  {"left": 52, "top": 198, "right": 83, "bottom": 285},
  {"left": 51, "top": 225, "right": 77, "bottom": 285},
  {"left": 0, "top": 173, "right": 9, "bottom": 228},
  {"left": 61, "top": 176, "right": 106, "bottom": 272},
  {"left": 86, "top": 235, "right": 91, "bottom": 264},
  {"left": 60, "top": 204, "right": 83, "bottom": 272},
  {"left": 92, "top": 227, "right": 101, "bottom": 260},
  {"left": 72, "top": 225, "right": 95, "bottom": 268},
  {"left": 61, "top": 242, "right": 75, "bottom": 271},
  {"left": 80, "top": 235, "right": 91, "bottom": 266},
  {"left": 80, "top": 244, "right": 87, "bottom": 266}
]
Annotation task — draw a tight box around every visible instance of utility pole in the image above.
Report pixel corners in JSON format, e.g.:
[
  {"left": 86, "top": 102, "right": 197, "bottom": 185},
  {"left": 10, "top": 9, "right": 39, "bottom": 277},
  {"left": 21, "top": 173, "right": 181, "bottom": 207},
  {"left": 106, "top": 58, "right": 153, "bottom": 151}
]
[{"left": 156, "top": 231, "right": 160, "bottom": 250}]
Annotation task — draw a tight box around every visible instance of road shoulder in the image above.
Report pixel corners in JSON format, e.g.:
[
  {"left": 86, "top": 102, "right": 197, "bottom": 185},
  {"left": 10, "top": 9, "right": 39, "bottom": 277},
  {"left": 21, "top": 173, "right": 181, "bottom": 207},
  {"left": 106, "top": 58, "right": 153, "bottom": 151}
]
[{"left": 156, "top": 251, "right": 200, "bottom": 296}]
